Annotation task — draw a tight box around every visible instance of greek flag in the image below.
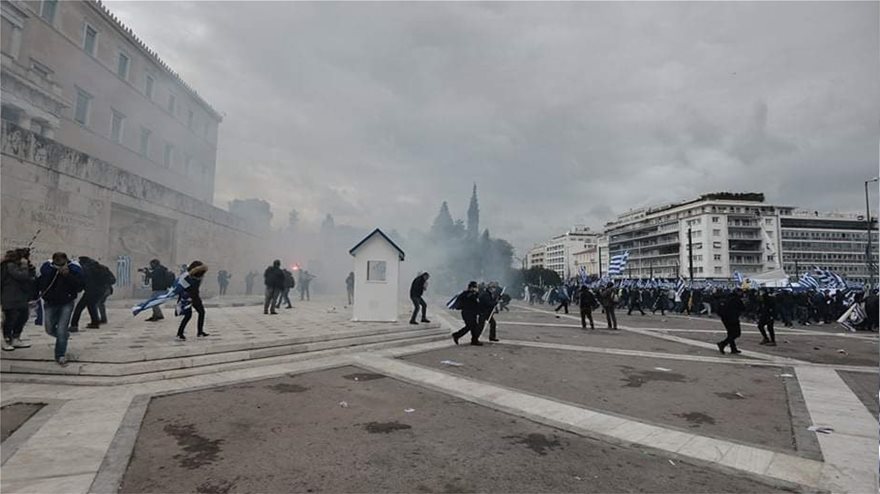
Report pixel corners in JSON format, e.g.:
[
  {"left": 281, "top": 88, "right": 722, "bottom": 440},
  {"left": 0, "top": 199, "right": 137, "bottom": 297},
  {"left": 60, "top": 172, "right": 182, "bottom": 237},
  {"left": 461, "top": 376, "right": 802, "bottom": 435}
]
[
  {"left": 131, "top": 275, "right": 189, "bottom": 316},
  {"left": 607, "top": 251, "right": 629, "bottom": 276},
  {"left": 837, "top": 302, "right": 867, "bottom": 332},
  {"left": 675, "top": 276, "right": 687, "bottom": 299},
  {"left": 446, "top": 293, "right": 460, "bottom": 309},
  {"left": 814, "top": 267, "right": 847, "bottom": 289},
  {"left": 799, "top": 273, "right": 820, "bottom": 289},
  {"left": 578, "top": 266, "right": 588, "bottom": 286},
  {"left": 733, "top": 271, "right": 743, "bottom": 285}
]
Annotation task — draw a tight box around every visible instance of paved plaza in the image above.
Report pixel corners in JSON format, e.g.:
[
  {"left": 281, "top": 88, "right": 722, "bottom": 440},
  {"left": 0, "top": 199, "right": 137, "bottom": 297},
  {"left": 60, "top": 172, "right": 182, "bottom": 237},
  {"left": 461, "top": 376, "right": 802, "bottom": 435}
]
[{"left": 0, "top": 300, "right": 877, "bottom": 493}]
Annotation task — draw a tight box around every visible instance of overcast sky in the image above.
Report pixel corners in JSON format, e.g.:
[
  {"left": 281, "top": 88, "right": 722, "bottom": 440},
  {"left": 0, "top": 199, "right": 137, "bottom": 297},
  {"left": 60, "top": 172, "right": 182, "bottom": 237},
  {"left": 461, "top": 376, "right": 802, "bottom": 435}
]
[{"left": 106, "top": 1, "right": 879, "bottom": 252}]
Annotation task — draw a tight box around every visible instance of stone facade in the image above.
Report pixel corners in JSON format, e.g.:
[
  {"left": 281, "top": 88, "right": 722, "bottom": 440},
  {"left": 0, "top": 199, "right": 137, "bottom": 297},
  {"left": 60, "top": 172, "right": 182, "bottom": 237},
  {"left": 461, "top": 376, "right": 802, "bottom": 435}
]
[{"left": 1, "top": 121, "right": 261, "bottom": 297}]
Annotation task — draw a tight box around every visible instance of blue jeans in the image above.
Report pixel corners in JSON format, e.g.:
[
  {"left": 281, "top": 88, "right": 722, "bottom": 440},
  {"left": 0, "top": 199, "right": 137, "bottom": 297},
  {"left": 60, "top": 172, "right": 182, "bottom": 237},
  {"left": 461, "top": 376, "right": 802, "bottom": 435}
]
[{"left": 43, "top": 302, "right": 74, "bottom": 360}]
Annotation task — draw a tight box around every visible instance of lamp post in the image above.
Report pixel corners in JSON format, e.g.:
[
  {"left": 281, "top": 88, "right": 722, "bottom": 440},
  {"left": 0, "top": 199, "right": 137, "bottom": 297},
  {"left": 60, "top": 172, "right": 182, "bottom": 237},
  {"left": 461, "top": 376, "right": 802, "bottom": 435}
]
[{"left": 866, "top": 177, "right": 879, "bottom": 287}]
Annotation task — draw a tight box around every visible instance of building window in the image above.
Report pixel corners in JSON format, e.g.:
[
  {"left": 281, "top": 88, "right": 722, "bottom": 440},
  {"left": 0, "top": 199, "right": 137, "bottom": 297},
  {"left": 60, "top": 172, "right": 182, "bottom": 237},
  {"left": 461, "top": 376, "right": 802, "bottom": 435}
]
[
  {"left": 168, "top": 94, "right": 176, "bottom": 114},
  {"left": 145, "top": 75, "right": 154, "bottom": 100},
  {"left": 110, "top": 109, "right": 125, "bottom": 143},
  {"left": 163, "top": 143, "right": 174, "bottom": 167},
  {"left": 139, "top": 127, "right": 151, "bottom": 157},
  {"left": 187, "top": 109, "right": 193, "bottom": 129},
  {"left": 30, "top": 60, "right": 52, "bottom": 80},
  {"left": 117, "top": 52, "right": 130, "bottom": 80},
  {"left": 714, "top": 254, "right": 721, "bottom": 261},
  {"left": 714, "top": 266, "right": 722, "bottom": 274},
  {"left": 83, "top": 24, "right": 97, "bottom": 56},
  {"left": 74, "top": 87, "right": 92, "bottom": 125},
  {"left": 712, "top": 217, "right": 719, "bottom": 223},
  {"left": 40, "top": 0, "right": 57, "bottom": 23},
  {"left": 713, "top": 241, "right": 722, "bottom": 249},
  {"left": 713, "top": 229, "right": 721, "bottom": 236},
  {"left": 367, "top": 261, "right": 387, "bottom": 282}
]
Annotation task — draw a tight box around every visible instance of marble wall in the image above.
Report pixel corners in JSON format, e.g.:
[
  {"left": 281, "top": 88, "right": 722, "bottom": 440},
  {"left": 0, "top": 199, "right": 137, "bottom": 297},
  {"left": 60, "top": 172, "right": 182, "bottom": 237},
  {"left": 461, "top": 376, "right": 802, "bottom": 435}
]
[{"left": 1, "top": 121, "right": 263, "bottom": 297}]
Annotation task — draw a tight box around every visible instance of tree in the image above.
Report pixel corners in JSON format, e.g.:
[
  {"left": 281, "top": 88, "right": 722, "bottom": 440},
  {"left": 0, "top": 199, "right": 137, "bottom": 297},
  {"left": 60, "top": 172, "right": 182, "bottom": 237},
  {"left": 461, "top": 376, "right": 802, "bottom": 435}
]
[
  {"left": 466, "top": 183, "right": 480, "bottom": 240},
  {"left": 430, "top": 201, "right": 455, "bottom": 238},
  {"left": 521, "top": 267, "right": 562, "bottom": 287}
]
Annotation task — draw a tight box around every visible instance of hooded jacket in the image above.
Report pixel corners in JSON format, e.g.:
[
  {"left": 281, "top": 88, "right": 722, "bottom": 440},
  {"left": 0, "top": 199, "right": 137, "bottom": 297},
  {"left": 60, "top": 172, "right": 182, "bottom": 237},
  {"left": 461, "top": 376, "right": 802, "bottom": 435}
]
[
  {"left": 1, "top": 260, "right": 36, "bottom": 309},
  {"left": 38, "top": 261, "right": 84, "bottom": 306}
]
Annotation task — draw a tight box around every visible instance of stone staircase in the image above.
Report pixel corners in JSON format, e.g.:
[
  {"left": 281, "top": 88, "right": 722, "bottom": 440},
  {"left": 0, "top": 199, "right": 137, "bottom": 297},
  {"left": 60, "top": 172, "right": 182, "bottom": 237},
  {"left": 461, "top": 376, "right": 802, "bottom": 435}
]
[{"left": 0, "top": 323, "right": 447, "bottom": 385}]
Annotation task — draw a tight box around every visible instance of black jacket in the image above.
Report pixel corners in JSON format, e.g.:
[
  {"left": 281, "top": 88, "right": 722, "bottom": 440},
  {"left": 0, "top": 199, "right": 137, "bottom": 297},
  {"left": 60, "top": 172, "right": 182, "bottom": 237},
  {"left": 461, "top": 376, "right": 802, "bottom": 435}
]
[
  {"left": 410, "top": 275, "right": 427, "bottom": 298},
  {"left": 718, "top": 295, "right": 745, "bottom": 321},
  {"left": 264, "top": 266, "right": 285, "bottom": 289},
  {"left": 578, "top": 287, "right": 597, "bottom": 309},
  {"left": 456, "top": 290, "right": 479, "bottom": 313},
  {"left": 38, "top": 261, "right": 85, "bottom": 306},
  {"left": 478, "top": 289, "right": 498, "bottom": 313},
  {"left": 147, "top": 264, "right": 172, "bottom": 291},
  {"left": 1, "top": 260, "right": 36, "bottom": 309}
]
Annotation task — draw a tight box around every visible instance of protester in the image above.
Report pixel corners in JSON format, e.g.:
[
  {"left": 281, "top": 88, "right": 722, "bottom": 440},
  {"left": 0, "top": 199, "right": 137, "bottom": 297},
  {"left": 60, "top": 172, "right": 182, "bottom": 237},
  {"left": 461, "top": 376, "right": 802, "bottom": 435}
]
[
  {"left": 278, "top": 268, "right": 295, "bottom": 309},
  {"left": 554, "top": 285, "right": 570, "bottom": 314},
  {"left": 599, "top": 282, "right": 618, "bottom": 329},
  {"left": 627, "top": 287, "right": 646, "bottom": 316},
  {"left": 451, "top": 281, "right": 481, "bottom": 345},
  {"left": 345, "top": 271, "right": 355, "bottom": 305},
  {"left": 409, "top": 272, "right": 430, "bottom": 324},
  {"left": 717, "top": 291, "right": 745, "bottom": 355},
  {"left": 299, "top": 270, "right": 315, "bottom": 301},
  {"left": 245, "top": 271, "right": 256, "bottom": 295},
  {"left": 69, "top": 256, "right": 104, "bottom": 332},
  {"left": 38, "top": 252, "right": 84, "bottom": 366},
  {"left": 578, "top": 285, "right": 597, "bottom": 330},
  {"left": 478, "top": 282, "right": 500, "bottom": 342},
  {"left": 1, "top": 249, "right": 36, "bottom": 351},
  {"left": 176, "top": 261, "right": 209, "bottom": 341},
  {"left": 756, "top": 289, "right": 777, "bottom": 346},
  {"left": 142, "top": 259, "right": 172, "bottom": 321},
  {"left": 217, "top": 270, "right": 231, "bottom": 296},
  {"left": 95, "top": 262, "right": 115, "bottom": 324},
  {"left": 263, "top": 260, "right": 284, "bottom": 315}
]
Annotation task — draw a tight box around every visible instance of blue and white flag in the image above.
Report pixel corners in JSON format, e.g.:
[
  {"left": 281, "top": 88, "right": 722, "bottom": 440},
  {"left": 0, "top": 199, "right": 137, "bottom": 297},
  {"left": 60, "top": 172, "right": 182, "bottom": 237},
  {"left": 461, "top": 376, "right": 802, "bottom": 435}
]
[
  {"left": 675, "top": 276, "right": 687, "bottom": 299},
  {"left": 446, "top": 293, "right": 460, "bottom": 309},
  {"left": 814, "top": 267, "right": 847, "bottom": 289},
  {"left": 578, "top": 266, "right": 588, "bottom": 286},
  {"left": 733, "top": 271, "right": 744, "bottom": 285},
  {"left": 799, "top": 273, "right": 820, "bottom": 289},
  {"left": 131, "top": 275, "right": 189, "bottom": 316},
  {"left": 607, "top": 251, "right": 629, "bottom": 276}
]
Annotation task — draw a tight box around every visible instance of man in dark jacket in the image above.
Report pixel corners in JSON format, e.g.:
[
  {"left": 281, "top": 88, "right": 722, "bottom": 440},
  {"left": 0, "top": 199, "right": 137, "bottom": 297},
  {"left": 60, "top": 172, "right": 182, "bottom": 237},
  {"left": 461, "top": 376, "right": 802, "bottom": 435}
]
[
  {"left": 477, "top": 282, "right": 501, "bottom": 342},
  {"left": 39, "top": 252, "right": 84, "bottom": 366},
  {"left": 578, "top": 285, "right": 597, "bottom": 330},
  {"left": 95, "top": 262, "right": 116, "bottom": 324},
  {"left": 627, "top": 287, "right": 645, "bottom": 316},
  {"left": 409, "top": 272, "right": 430, "bottom": 324},
  {"left": 1, "top": 249, "right": 36, "bottom": 351},
  {"left": 451, "top": 281, "right": 482, "bottom": 345},
  {"left": 143, "top": 259, "right": 171, "bottom": 321},
  {"left": 217, "top": 270, "right": 231, "bottom": 296},
  {"left": 69, "top": 256, "right": 103, "bottom": 331},
  {"left": 263, "top": 260, "right": 285, "bottom": 315},
  {"left": 717, "top": 291, "right": 745, "bottom": 355},
  {"left": 756, "top": 289, "right": 777, "bottom": 345},
  {"left": 345, "top": 272, "right": 355, "bottom": 305},
  {"left": 277, "top": 268, "right": 295, "bottom": 309},
  {"left": 599, "top": 283, "right": 618, "bottom": 329}
]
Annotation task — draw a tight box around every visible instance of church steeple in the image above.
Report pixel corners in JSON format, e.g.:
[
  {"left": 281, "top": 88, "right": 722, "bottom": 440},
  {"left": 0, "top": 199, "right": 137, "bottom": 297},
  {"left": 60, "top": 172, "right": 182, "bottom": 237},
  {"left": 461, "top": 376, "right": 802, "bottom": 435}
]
[{"left": 466, "top": 183, "right": 479, "bottom": 240}]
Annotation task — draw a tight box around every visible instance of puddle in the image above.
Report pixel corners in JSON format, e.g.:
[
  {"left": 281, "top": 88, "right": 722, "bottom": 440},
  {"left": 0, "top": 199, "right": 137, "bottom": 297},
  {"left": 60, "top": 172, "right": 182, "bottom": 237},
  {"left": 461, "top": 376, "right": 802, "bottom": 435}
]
[
  {"left": 363, "top": 421, "right": 412, "bottom": 434},
  {"left": 505, "top": 433, "right": 562, "bottom": 456},
  {"left": 266, "top": 383, "right": 309, "bottom": 393},
  {"left": 164, "top": 423, "right": 225, "bottom": 469},
  {"left": 676, "top": 412, "right": 716, "bottom": 425},
  {"left": 618, "top": 366, "right": 687, "bottom": 388},
  {"left": 343, "top": 373, "right": 386, "bottom": 382}
]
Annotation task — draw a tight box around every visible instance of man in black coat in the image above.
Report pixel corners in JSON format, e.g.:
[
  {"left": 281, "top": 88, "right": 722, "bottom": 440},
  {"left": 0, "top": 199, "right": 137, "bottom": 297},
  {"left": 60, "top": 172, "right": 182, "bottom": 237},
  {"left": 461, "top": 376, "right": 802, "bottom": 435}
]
[
  {"left": 263, "top": 260, "right": 285, "bottom": 315},
  {"left": 409, "top": 272, "right": 430, "bottom": 324},
  {"left": 69, "top": 256, "right": 103, "bottom": 331},
  {"left": 142, "top": 259, "right": 171, "bottom": 321},
  {"left": 717, "top": 291, "right": 745, "bottom": 355},
  {"left": 477, "top": 282, "right": 501, "bottom": 342},
  {"left": 451, "top": 281, "right": 482, "bottom": 345},
  {"left": 578, "top": 285, "right": 597, "bottom": 330},
  {"left": 756, "top": 289, "right": 777, "bottom": 346}
]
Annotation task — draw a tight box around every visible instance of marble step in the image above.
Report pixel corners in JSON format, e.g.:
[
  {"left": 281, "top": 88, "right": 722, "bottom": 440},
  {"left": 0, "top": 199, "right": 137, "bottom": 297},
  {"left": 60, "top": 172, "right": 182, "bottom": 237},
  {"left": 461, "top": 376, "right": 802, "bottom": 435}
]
[{"left": 0, "top": 326, "right": 448, "bottom": 378}]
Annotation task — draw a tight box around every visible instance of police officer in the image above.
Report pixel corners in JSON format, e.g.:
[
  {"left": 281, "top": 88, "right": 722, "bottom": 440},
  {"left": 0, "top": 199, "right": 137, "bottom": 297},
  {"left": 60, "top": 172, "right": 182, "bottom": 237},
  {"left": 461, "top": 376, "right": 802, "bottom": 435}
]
[{"left": 478, "top": 282, "right": 501, "bottom": 342}]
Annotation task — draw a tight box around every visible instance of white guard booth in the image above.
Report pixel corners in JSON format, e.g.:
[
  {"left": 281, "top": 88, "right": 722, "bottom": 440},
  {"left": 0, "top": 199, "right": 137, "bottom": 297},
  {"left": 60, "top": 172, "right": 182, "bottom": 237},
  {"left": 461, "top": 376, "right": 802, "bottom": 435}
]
[{"left": 349, "top": 228, "right": 405, "bottom": 322}]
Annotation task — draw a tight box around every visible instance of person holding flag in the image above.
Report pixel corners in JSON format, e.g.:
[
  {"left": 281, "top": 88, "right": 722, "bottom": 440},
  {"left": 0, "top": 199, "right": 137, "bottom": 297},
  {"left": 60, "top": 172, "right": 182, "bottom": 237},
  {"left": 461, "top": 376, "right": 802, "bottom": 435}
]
[
  {"left": 478, "top": 282, "right": 503, "bottom": 342},
  {"left": 451, "top": 281, "right": 482, "bottom": 345},
  {"left": 174, "top": 261, "right": 210, "bottom": 341}
]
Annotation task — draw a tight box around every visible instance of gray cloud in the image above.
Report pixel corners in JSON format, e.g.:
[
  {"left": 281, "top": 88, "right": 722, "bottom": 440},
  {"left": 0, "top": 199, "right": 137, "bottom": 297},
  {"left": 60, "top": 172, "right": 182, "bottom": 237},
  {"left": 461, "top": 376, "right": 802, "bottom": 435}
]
[{"left": 106, "top": 1, "right": 879, "bottom": 251}]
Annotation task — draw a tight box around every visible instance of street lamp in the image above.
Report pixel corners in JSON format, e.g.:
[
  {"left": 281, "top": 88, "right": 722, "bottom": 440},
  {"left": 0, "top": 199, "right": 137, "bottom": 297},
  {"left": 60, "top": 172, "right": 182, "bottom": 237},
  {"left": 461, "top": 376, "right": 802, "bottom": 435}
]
[{"left": 866, "top": 177, "right": 879, "bottom": 287}]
